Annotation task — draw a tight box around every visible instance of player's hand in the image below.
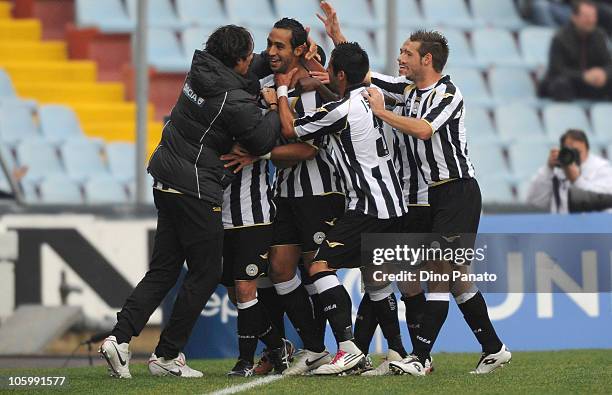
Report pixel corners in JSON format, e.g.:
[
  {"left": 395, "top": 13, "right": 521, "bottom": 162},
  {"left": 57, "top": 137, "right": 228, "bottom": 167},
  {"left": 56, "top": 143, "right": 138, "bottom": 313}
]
[
  {"left": 362, "top": 88, "right": 385, "bottom": 115},
  {"left": 309, "top": 71, "right": 330, "bottom": 84},
  {"left": 304, "top": 26, "right": 320, "bottom": 61},
  {"left": 296, "top": 76, "right": 322, "bottom": 93},
  {"left": 275, "top": 67, "right": 299, "bottom": 88},
  {"left": 547, "top": 148, "right": 559, "bottom": 169},
  {"left": 230, "top": 143, "right": 249, "bottom": 157},
  {"left": 317, "top": 1, "right": 346, "bottom": 44},
  {"left": 261, "top": 87, "right": 278, "bottom": 107},
  {"left": 220, "top": 153, "right": 258, "bottom": 173}
]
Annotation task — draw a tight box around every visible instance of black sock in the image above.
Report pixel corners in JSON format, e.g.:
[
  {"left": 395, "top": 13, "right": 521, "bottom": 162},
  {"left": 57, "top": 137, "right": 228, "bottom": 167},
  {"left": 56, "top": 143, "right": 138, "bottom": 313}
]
[
  {"left": 309, "top": 293, "right": 327, "bottom": 345},
  {"left": 312, "top": 272, "right": 354, "bottom": 343},
  {"left": 457, "top": 291, "right": 503, "bottom": 354},
  {"left": 238, "top": 300, "right": 283, "bottom": 351},
  {"left": 257, "top": 286, "right": 286, "bottom": 338},
  {"left": 277, "top": 282, "right": 325, "bottom": 353},
  {"left": 353, "top": 293, "right": 378, "bottom": 354},
  {"left": 413, "top": 300, "right": 449, "bottom": 362},
  {"left": 237, "top": 308, "right": 258, "bottom": 364},
  {"left": 372, "top": 293, "right": 408, "bottom": 358},
  {"left": 401, "top": 292, "right": 426, "bottom": 353}
]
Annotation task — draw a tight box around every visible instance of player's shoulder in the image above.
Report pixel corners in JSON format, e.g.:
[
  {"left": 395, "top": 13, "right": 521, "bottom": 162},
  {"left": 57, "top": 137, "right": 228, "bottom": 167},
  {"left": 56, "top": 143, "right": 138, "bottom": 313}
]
[{"left": 434, "top": 74, "right": 462, "bottom": 99}]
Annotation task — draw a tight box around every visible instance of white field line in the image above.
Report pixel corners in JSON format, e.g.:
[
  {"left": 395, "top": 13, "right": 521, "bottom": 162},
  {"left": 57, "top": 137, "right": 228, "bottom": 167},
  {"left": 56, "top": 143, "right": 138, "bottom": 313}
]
[{"left": 205, "top": 374, "right": 285, "bottom": 395}]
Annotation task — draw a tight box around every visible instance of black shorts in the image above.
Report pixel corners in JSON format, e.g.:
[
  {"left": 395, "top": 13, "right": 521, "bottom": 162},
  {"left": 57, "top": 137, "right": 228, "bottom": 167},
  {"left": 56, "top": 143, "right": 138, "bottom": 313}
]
[
  {"left": 314, "top": 210, "right": 402, "bottom": 269},
  {"left": 272, "top": 193, "right": 346, "bottom": 253},
  {"left": 428, "top": 178, "right": 481, "bottom": 235},
  {"left": 221, "top": 224, "right": 272, "bottom": 287},
  {"left": 402, "top": 205, "right": 433, "bottom": 233}
]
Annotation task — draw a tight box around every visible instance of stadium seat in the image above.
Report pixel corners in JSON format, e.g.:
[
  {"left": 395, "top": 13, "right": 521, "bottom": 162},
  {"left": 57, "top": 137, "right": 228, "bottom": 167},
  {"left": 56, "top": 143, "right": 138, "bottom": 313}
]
[
  {"left": 60, "top": 139, "right": 109, "bottom": 182},
  {"left": 107, "top": 142, "right": 135, "bottom": 182},
  {"left": 147, "top": 28, "right": 190, "bottom": 73},
  {"left": 328, "top": 0, "right": 378, "bottom": 29},
  {"left": 126, "top": 0, "right": 188, "bottom": 30},
  {"left": 422, "top": 0, "right": 481, "bottom": 30},
  {"left": 489, "top": 67, "right": 538, "bottom": 104},
  {"left": 342, "top": 28, "right": 382, "bottom": 69},
  {"left": 478, "top": 177, "right": 516, "bottom": 203},
  {"left": 464, "top": 106, "right": 503, "bottom": 146},
  {"left": 508, "top": 140, "right": 554, "bottom": 178},
  {"left": 85, "top": 176, "right": 129, "bottom": 204},
  {"left": 590, "top": 103, "right": 612, "bottom": 138},
  {"left": 519, "top": 27, "right": 556, "bottom": 70},
  {"left": 435, "top": 28, "right": 482, "bottom": 69},
  {"left": 445, "top": 68, "right": 492, "bottom": 108},
  {"left": 472, "top": 28, "right": 525, "bottom": 68},
  {"left": 471, "top": 0, "right": 526, "bottom": 30},
  {"left": 126, "top": 175, "right": 155, "bottom": 204},
  {"left": 0, "top": 69, "right": 17, "bottom": 98},
  {"left": 182, "top": 27, "right": 208, "bottom": 62},
  {"left": 543, "top": 103, "right": 592, "bottom": 141},
  {"left": 75, "top": 0, "right": 134, "bottom": 33},
  {"left": 469, "top": 144, "right": 511, "bottom": 179},
  {"left": 39, "top": 174, "right": 83, "bottom": 204},
  {"left": 0, "top": 103, "right": 39, "bottom": 145},
  {"left": 175, "top": 0, "right": 228, "bottom": 28},
  {"left": 245, "top": 26, "right": 274, "bottom": 54},
  {"left": 495, "top": 103, "right": 548, "bottom": 143},
  {"left": 374, "top": 0, "right": 423, "bottom": 29},
  {"left": 275, "top": 0, "right": 321, "bottom": 29},
  {"left": 0, "top": 145, "right": 14, "bottom": 193},
  {"left": 225, "top": 0, "right": 276, "bottom": 28},
  {"left": 39, "top": 105, "right": 85, "bottom": 144},
  {"left": 16, "top": 139, "right": 65, "bottom": 182}
]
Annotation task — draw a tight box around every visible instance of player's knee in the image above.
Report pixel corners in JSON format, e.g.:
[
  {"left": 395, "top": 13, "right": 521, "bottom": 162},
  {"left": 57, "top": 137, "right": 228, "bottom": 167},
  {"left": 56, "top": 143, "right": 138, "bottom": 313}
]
[
  {"left": 235, "top": 280, "right": 258, "bottom": 303},
  {"left": 308, "top": 260, "right": 330, "bottom": 277}
]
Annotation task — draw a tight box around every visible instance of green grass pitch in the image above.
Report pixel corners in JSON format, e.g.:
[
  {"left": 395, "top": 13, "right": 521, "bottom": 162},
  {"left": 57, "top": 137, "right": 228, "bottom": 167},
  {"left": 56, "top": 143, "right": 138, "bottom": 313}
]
[{"left": 0, "top": 350, "right": 610, "bottom": 394}]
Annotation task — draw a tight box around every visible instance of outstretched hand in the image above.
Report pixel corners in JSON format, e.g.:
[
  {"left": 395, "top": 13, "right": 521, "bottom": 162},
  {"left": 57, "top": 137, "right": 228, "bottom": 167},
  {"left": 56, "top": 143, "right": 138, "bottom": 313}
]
[
  {"left": 362, "top": 88, "right": 385, "bottom": 115},
  {"left": 275, "top": 67, "right": 299, "bottom": 88},
  {"left": 304, "top": 26, "right": 320, "bottom": 61},
  {"left": 317, "top": 1, "right": 345, "bottom": 44},
  {"left": 220, "top": 153, "right": 258, "bottom": 174}
]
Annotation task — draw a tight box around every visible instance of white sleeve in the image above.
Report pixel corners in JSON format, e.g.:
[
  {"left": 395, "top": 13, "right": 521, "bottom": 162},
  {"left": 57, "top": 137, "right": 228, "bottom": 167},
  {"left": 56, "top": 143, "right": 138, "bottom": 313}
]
[
  {"left": 525, "top": 165, "right": 554, "bottom": 209},
  {"left": 369, "top": 71, "right": 410, "bottom": 103},
  {"left": 574, "top": 160, "right": 612, "bottom": 194}
]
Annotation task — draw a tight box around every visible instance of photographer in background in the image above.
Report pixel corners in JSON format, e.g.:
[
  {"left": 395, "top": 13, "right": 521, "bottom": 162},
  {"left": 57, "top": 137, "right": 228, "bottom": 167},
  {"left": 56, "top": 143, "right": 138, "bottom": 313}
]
[{"left": 527, "top": 129, "right": 612, "bottom": 213}]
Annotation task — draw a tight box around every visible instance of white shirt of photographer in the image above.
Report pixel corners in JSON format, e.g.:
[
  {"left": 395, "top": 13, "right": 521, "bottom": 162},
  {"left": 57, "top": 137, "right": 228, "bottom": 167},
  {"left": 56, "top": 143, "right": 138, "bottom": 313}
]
[{"left": 526, "top": 154, "right": 612, "bottom": 213}]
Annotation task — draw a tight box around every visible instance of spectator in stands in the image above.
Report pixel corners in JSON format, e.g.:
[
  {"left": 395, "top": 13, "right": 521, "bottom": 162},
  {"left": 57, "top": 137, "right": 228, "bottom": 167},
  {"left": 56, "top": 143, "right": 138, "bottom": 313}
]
[
  {"left": 539, "top": 0, "right": 612, "bottom": 101},
  {"left": 526, "top": 129, "right": 612, "bottom": 213}
]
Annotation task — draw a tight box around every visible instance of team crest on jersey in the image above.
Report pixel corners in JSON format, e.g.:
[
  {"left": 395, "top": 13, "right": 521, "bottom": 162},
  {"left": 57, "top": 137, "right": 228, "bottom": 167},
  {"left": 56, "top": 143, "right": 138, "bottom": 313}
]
[
  {"left": 313, "top": 231, "right": 326, "bottom": 245},
  {"left": 245, "top": 264, "right": 259, "bottom": 277}
]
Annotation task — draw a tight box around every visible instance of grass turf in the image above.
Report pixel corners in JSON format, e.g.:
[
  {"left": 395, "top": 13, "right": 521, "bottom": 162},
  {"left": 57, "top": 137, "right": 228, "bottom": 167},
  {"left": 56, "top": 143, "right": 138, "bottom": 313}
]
[{"left": 0, "top": 350, "right": 610, "bottom": 394}]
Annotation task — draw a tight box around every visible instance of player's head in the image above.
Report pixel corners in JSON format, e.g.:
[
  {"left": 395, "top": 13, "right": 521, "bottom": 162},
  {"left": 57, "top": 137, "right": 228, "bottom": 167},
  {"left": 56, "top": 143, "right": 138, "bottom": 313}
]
[
  {"left": 399, "top": 30, "right": 448, "bottom": 80},
  {"left": 571, "top": 0, "right": 598, "bottom": 34},
  {"left": 267, "top": 17, "right": 308, "bottom": 73},
  {"left": 205, "top": 25, "right": 254, "bottom": 76},
  {"left": 328, "top": 42, "right": 369, "bottom": 94}
]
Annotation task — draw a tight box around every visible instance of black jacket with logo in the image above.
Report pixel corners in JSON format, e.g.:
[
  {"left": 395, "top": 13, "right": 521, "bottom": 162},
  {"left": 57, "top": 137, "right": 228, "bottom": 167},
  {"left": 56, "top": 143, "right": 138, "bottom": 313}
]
[{"left": 148, "top": 50, "right": 279, "bottom": 205}]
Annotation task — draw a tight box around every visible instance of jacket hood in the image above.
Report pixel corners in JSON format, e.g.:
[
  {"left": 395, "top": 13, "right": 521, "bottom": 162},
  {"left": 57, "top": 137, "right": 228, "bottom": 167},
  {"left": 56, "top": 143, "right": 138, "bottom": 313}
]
[{"left": 189, "top": 50, "right": 250, "bottom": 97}]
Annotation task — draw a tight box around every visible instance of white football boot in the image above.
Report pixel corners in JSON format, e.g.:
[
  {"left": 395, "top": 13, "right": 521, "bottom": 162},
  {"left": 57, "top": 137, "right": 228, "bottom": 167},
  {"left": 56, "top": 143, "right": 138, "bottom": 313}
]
[
  {"left": 312, "top": 348, "right": 366, "bottom": 376},
  {"left": 98, "top": 336, "right": 132, "bottom": 379},
  {"left": 361, "top": 349, "right": 403, "bottom": 376},
  {"left": 148, "top": 352, "right": 203, "bottom": 378},
  {"left": 283, "top": 349, "right": 332, "bottom": 376},
  {"left": 470, "top": 344, "right": 512, "bottom": 374},
  {"left": 389, "top": 354, "right": 433, "bottom": 376}
]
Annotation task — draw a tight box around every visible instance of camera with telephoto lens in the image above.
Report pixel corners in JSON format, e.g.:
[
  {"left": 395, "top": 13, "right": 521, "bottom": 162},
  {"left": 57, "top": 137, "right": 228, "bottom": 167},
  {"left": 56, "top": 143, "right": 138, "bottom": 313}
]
[{"left": 558, "top": 147, "right": 581, "bottom": 167}]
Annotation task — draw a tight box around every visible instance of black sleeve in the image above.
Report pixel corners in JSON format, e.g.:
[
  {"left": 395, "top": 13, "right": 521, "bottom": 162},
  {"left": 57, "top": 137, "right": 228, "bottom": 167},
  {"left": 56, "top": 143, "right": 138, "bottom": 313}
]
[
  {"left": 249, "top": 51, "right": 272, "bottom": 80},
  {"left": 547, "top": 34, "right": 582, "bottom": 83},
  {"left": 226, "top": 99, "right": 280, "bottom": 156}
]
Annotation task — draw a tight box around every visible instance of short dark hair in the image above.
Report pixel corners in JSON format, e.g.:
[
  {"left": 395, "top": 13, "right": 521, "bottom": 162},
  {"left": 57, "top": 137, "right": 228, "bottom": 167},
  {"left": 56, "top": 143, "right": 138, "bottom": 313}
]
[
  {"left": 572, "top": 0, "right": 596, "bottom": 14},
  {"left": 205, "top": 25, "right": 253, "bottom": 68},
  {"left": 273, "top": 17, "right": 308, "bottom": 49},
  {"left": 330, "top": 42, "right": 369, "bottom": 84},
  {"left": 409, "top": 30, "right": 449, "bottom": 73},
  {"left": 561, "top": 129, "right": 590, "bottom": 150}
]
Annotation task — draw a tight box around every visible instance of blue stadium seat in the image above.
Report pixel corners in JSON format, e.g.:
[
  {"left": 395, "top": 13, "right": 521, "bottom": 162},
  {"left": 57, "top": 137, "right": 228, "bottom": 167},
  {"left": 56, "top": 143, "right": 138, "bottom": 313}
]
[
  {"left": 39, "top": 105, "right": 85, "bottom": 144},
  {"left": 446, "top": 68, "right": 492, "bottom": 108},
  {"left": 225, "top": 0, "right": 276, "bottom": 28},
  {"left": 478, "top": 177, "right": 516, "bottom": 203},
  {"left": 590, "top": 103, "right": 612, "bottom": 138},
  {"left": 472, "top": 28, "right": 525, "bottom": 68},
  {"left": 39, "top": 174, "right": 83, "bottom": 205},
  {"left": 516, "top": 179, "right": 535, "bottom": 203},
  {"left": 126, "top": 0, "right": 188, "bottom": 30},
  {"left": 374, "top": 0, "right": 422, "bottom": 28},
  {"left": 75, "top": 0, "right": 134, "bottom": 33},
  {"left": 422, "top": 0, "right": 481, "bottom": 30},
  {"left": 464, "top": 106, "right": 503, "bottom": 146},
  {"left": 435, "top": 28, "right": 483, "bottom": 69},
  {"left": 147, "top": 28, "right": 190, "bottom": 73},
  {"left": 126, "top": 174, "right": 155, "bottom": 204},
  {"left": 0, "top": 69, "right": 16, "bottom": 98},
  {"left": 519, "top": 27, "right": 555, "bottom": 70},
  {"left": 275, "top": 0, "right": 321, "bottom": 29},
  {"left": 508, "top": 140, "right": 555, "bottom": 178},
  {"left": 107, "top": 142, "right": 135, "bottom": 182},
  {"left": 0, "top": 145, "right": 14, "bottom": 193},
  {"left": 342, "top": 28, "right": 383, "bottom": 70},
  {"left": 182, "top": 27, "right": 208, "bottom": 62},
  {"left": 85, "top": 176, "right": 129, "bottom": 204},
  {"left": 495, "top": 103, "right": 547, "bottom": 143},
  {"left": 0, "top": 103, "right": 39, "bottom": 145},
  {"left": 16, "top": 139, "right": 64, "bottom": 183},
  {"left": 60, "top": 139, "right": 109, "bottom": 182},
  {"left": 543, "top": 103, "right": 592, "bottom": 141},
  {"left": 471, "top": 0, "right": 526, "bottom": 30},
  {"left": 175, "top": 0, "right": 227, "bottom": 28},
  {"left": 328, "top": 0, "right": 378, "bottom": 29},
  {"left": 469, "top": 143, "right": 511, "bottom": 179},
  {"left": 245, "top": 26, "right": 274, "bottom": 54},
  {"left": 489, "top": 67, "right": 537, "bottom": 104}
]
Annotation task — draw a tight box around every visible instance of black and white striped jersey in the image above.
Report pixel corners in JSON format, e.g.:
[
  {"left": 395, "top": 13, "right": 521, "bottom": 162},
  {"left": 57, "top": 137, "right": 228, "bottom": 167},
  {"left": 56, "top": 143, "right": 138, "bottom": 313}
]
[
  {"left": 383, "top": 104, "right": 429, "bottom": 205},
  {"left": 222, "top": 159, "right": 275, "bottom": 229},
  {"left": 260, "top": 76, "right": 341, "bottom": 197},
  {"left": 371, "top": 72, "right": 476, "bottom": 186},
  {"left": 293, "top": 83, "right": 407, "bottom": 219}
]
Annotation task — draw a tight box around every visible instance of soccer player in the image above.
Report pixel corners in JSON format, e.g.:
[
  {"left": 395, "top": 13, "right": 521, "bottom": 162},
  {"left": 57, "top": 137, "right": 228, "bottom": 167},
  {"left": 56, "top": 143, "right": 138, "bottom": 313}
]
[{"left": 275, "top": 41, "right": 407, "bottom": 375}]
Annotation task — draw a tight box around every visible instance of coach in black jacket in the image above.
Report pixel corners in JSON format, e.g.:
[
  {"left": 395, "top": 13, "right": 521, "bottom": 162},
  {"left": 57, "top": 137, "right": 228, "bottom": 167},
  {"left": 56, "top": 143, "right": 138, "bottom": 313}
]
[{"left": 100, "top": 25, "right": 280, "bottom": 378}]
